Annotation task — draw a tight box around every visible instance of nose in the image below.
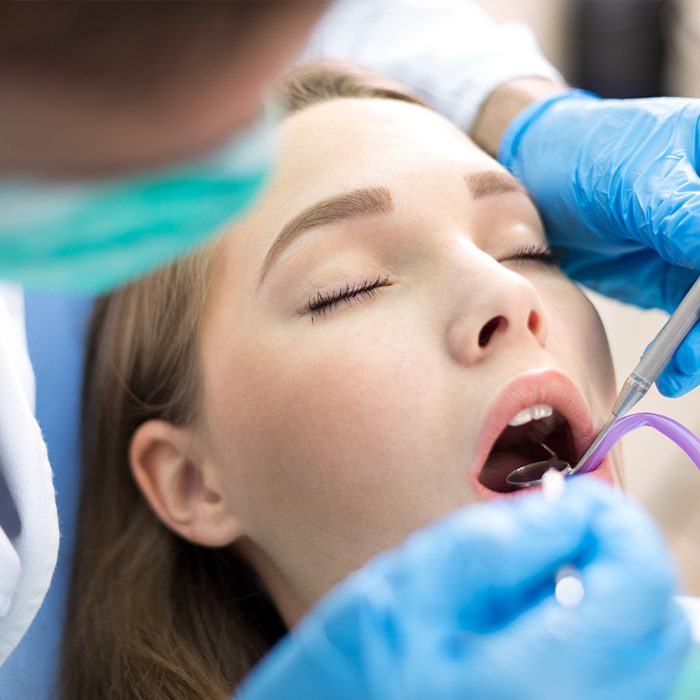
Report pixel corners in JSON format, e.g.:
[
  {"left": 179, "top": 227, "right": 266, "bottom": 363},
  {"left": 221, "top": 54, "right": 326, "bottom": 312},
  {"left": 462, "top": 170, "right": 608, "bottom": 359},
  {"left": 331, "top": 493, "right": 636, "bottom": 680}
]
[{"left": 447, "top": 266, "right": 548, "bottom": 366}]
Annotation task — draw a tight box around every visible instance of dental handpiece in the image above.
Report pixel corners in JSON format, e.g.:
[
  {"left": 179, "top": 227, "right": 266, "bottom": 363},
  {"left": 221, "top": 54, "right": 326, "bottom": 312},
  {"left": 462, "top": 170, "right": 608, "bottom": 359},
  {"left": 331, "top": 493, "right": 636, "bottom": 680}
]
[{"left": 507, "top": 275, "right": 700, "bottom": 487}]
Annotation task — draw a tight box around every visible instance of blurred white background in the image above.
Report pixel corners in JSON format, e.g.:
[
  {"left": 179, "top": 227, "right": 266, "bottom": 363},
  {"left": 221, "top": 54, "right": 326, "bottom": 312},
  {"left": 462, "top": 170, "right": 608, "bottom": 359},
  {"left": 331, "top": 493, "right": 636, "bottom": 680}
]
[{"left": 478, "top": 0, "right": 700, "bottom": 591}]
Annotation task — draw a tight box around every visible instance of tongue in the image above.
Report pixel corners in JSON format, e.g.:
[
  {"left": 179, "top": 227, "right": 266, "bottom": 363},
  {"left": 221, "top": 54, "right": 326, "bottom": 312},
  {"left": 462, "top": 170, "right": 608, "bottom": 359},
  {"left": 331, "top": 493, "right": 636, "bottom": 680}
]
[{"left": 479, "top": 450, "right": 535, "bottom": 492}]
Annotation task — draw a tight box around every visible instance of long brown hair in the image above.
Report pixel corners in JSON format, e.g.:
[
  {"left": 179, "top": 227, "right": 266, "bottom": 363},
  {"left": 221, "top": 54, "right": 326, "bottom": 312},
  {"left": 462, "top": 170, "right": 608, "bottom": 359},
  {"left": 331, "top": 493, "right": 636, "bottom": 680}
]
[{"left": 61, "top": 62, "right": 425, "bottom": 699}]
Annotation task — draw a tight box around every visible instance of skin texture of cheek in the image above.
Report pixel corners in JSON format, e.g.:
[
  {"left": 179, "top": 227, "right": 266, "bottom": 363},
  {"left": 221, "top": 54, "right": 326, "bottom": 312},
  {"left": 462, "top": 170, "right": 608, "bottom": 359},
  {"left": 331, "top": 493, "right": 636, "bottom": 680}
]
[{"left": 202, "top": 322, "right": 474, "bottom": 600}]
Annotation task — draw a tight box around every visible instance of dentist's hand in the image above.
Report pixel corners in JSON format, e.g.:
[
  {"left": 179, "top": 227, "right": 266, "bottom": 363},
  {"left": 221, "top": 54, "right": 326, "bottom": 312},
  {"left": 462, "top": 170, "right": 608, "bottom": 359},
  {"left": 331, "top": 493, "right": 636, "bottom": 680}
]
[
  {"left": 498, "top": 92, "right": 700, "bottom": 397},
  {"left": 236, "top": 480, "right": 690, "bottom": 700}
]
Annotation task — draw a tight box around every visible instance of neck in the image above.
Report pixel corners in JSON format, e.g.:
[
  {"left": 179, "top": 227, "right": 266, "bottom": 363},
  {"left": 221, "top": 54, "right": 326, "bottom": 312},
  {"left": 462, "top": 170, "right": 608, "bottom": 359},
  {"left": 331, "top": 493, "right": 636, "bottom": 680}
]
[{"left": 235, "top": 536, "right": 309, "bottom": 629}]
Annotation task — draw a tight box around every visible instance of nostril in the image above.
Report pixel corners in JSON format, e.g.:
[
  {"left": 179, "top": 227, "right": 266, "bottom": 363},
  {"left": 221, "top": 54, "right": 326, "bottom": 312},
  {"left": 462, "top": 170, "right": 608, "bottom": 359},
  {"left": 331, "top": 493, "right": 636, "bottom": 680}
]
[
  {"left": 478, "top": 315, "right": 506, "bottom": 347},
  {"left": 527, "top": 310, "right": 540, "bottom": 335}
]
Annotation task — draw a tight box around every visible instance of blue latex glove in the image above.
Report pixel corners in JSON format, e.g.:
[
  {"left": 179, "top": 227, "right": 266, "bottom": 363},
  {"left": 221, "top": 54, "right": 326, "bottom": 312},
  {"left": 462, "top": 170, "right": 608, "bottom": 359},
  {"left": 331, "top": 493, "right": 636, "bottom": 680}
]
[
  {"left": 236, "top": 480, "right": 690, "bottom": 700},
  {"left": 498, "top": 91, "right": 700, "bottom": 398}
]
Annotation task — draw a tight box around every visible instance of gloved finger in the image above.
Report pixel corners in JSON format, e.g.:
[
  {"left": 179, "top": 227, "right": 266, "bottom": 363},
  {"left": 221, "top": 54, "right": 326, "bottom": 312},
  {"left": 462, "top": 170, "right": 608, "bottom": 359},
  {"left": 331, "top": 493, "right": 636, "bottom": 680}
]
[
  {"left": 481, "top": 494, "right": 691, "bottom": 698},
  {"left": 611, "top": 602, "right": 693, "bottom": 700},
  {"left": 583, "top": 599, "right": 691, "bottom": 700},
  {"left": 619, "top": 248, "right": 698, "bottom": 315},
  {"left": 658, "top": 262, "right": 699, "bottom": 316},
  {"left": 564, "top": 249, "right": 663, "bottom": 310},
  {"left": 576, "top": 493, "right": 681, "bottom": 639},
  {"left": 644, "top": 157, "right": 700, "bottom": 273},
  {"left": 469, "top": 586, "right": 692, "bottom": 700},
  {"left": 657, "top": 367, "right": 700, "bottom": 398},
  {"left": 564, "top": 247, "right": 697, "bottom": 314},
  {"left": 657, "top": 323, "right": 700, "bottom": 397},
  {"left": 378, "top": 479, "right": 617, "bottom": 622}
]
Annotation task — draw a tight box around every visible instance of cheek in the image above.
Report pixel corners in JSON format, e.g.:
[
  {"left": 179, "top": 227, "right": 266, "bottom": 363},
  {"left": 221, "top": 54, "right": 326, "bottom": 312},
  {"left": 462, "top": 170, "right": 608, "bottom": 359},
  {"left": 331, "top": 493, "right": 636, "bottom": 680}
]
[
  {"left": 542, "top": 279, "right": 617, "bottom": 407},
  {"left": 226, "top": 334, "right": 430, "bottom": 505},
  {"left": 202, "top": 324, "right": 466, "bottom": 588}
]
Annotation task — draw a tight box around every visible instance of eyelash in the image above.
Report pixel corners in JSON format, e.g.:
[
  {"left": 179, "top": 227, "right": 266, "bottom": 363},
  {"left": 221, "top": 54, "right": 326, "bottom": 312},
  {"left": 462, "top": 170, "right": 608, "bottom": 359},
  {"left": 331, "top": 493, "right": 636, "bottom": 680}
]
[
  {"left": 304, "top": 244, "right": 561, "bottom": 318},
  {"left": 307, "top": 275, "right": 391, "bottom": 319},
  {"left": 502, "top": 243, "right": 562, "bottom": 267}
]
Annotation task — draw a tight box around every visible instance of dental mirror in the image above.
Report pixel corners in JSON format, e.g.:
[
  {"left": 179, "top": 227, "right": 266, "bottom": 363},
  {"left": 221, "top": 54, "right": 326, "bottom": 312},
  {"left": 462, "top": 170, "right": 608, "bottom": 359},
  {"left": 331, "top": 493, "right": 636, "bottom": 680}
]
[
  {"left": 506, "top": 442, "right": 573, "bottom": 488},
  {"left": 506, "top": 459, "right": 572, "bottom": 488}
]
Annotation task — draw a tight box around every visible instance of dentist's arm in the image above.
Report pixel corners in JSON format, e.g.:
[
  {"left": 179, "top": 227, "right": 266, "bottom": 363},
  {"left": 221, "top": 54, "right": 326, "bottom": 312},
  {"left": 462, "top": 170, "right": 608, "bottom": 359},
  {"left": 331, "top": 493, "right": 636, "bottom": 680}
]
[
  {"left": 236, "top": 480, "right": 690, "bottom": 700},
  {"left": 305, "top": 0, "right": 563, "bottom": 133},
  {"left": 471, "top": 77, "right": 566, "bottom": 157}
]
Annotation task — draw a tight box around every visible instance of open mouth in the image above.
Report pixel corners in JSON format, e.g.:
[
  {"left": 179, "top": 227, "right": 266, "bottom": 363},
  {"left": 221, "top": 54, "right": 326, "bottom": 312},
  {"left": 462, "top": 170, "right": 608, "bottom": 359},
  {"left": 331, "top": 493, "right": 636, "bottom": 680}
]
[
  {"left": 478, "top": 404, "right": 576, "bottom": 493},
  {"left": 471, "top": 370, "right": 597, "bottom": 497}
]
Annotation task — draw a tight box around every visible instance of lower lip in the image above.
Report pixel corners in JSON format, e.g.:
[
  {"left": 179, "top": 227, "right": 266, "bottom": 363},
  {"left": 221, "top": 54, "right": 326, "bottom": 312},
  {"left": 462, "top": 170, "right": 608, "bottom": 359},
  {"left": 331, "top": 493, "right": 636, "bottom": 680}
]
[{"left": 471, "top": 454, "right": 616, "bottom": 502}]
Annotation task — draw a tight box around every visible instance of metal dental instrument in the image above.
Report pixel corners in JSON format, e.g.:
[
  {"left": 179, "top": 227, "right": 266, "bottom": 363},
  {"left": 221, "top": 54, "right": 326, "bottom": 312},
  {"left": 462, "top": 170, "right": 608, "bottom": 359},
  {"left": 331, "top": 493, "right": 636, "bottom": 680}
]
[{"left": 507, "top": 275, "right": 700, "bottom": 488}]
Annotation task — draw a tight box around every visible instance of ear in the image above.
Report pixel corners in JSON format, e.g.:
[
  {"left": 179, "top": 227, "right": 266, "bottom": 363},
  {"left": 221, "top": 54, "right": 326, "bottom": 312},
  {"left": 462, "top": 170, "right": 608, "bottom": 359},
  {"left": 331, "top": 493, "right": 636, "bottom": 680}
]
[{"left": 130, "top": 419, "right": 245, "bottom": 547}]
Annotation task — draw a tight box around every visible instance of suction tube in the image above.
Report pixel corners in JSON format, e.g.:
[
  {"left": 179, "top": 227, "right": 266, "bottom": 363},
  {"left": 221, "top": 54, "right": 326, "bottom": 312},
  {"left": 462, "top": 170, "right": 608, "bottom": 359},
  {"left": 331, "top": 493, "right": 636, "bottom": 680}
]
[{"left": 576, "top": 412, "right": 700, "bottom": 476}]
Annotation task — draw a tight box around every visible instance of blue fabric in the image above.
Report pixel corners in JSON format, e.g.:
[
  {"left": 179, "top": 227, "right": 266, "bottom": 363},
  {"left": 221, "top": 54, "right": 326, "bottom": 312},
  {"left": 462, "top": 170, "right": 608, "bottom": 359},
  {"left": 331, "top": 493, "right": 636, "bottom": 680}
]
[{"left": 0, "top": 293, "right": 92, "bottom": 698}]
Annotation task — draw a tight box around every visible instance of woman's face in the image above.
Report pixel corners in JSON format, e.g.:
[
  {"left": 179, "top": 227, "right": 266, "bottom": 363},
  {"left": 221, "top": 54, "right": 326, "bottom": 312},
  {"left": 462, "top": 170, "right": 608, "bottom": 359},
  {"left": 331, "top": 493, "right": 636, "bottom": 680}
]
[{"left": 196, "top": 97, "right": 618, "bottom": 622}]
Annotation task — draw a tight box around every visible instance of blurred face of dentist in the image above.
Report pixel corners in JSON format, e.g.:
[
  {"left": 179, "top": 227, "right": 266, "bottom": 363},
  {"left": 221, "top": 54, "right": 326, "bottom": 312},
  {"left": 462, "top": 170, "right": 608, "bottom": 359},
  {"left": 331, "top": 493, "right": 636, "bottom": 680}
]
[{"left": 0, "top": 1, "right": 326, "bottom": 178}]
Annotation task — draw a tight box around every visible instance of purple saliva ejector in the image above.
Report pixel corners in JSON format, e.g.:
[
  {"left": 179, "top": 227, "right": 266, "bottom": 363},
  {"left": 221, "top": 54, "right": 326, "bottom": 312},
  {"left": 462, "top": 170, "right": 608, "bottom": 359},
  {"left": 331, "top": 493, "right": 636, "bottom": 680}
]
[
  {"left": 507, "top": 276, "right": 700, "bottom": 488},
  {"left": 506, "top": 412, "right": 700, "bottom": 488}
]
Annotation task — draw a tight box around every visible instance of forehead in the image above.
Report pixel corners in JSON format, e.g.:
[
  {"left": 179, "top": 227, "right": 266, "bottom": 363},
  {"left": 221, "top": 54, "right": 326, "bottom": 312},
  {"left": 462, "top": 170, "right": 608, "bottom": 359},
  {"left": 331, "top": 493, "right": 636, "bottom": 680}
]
[
  {"left": 218, "top": 97, "right": 518, "bottom": 298},
  {"left": 265, "top": 97, "right": 496, "bottom": 213}
]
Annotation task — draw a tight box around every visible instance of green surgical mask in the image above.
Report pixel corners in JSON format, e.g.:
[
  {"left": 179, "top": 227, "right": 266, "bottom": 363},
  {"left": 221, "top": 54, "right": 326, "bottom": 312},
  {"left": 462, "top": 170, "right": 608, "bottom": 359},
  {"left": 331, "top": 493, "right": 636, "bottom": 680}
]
[{"left": 0, "top": 104, "right": 279, "bottom": 293}]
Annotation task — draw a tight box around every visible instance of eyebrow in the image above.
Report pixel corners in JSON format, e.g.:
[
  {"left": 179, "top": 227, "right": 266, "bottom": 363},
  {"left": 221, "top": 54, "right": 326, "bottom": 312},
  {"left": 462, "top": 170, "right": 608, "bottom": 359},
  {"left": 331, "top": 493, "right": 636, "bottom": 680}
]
[
  {"left": 257, "top": 186, "right": 393, "bottom": 285},
  {"left": 465, "top": 170, "right": 526, "bottom": 199},
  {"left": 257, "top": 170, "right": 527, "bottom": 285}
]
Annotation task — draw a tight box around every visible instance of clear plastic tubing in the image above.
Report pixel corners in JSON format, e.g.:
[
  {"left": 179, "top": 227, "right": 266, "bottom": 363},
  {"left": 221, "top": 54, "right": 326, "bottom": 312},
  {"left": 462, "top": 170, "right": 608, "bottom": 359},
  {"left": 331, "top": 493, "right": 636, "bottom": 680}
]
[{"left": 575, "top": 412, "right": 700, "bottom": 476}]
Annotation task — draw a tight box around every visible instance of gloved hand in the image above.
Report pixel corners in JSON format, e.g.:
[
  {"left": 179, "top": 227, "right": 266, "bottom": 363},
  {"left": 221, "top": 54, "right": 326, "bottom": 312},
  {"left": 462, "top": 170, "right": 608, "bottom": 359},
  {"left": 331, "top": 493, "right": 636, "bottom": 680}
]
[
  {"left": 498, "top": 91, "right": 700, "bottom": 397},
  {"left": 236, "top": 480, "right": 690, "bottom": 700}
]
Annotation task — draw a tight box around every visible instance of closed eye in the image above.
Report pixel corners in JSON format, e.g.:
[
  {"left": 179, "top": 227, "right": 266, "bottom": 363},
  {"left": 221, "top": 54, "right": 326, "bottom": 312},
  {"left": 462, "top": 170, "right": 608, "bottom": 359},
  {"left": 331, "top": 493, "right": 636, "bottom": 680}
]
[
  {"left": 302, "top": 244, "right": 558, "bottom": 321},
  {"left": 305, "top": 275, "right": 391, "bottom": 320},
  {"left": 500, "top": 243, "right": 562, "bottom": 267}
]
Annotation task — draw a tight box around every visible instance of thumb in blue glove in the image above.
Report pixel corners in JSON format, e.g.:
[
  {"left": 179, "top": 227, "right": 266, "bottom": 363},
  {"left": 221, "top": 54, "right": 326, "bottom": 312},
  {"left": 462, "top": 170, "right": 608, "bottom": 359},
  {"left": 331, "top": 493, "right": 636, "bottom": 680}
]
[
  {"left": 498, "top": 91, "right": 700, "bottom": 397},
  {"left": 236, "top": 479, "right": 690, "bottom": 700}
]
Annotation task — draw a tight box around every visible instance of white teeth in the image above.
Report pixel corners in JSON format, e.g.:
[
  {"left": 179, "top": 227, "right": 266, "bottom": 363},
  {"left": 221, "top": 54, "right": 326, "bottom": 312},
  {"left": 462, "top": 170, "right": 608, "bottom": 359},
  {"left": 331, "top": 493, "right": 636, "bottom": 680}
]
[{"left": 507, "top": 404, "right": 554, "bottom": 427}]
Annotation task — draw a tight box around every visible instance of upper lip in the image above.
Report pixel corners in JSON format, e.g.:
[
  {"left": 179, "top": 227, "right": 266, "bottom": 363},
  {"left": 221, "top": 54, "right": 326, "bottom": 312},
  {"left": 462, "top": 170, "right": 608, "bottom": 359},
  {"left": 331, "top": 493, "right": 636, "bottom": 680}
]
[{"left": 470, "top": 368, "right": 595, "bottom": 482}]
